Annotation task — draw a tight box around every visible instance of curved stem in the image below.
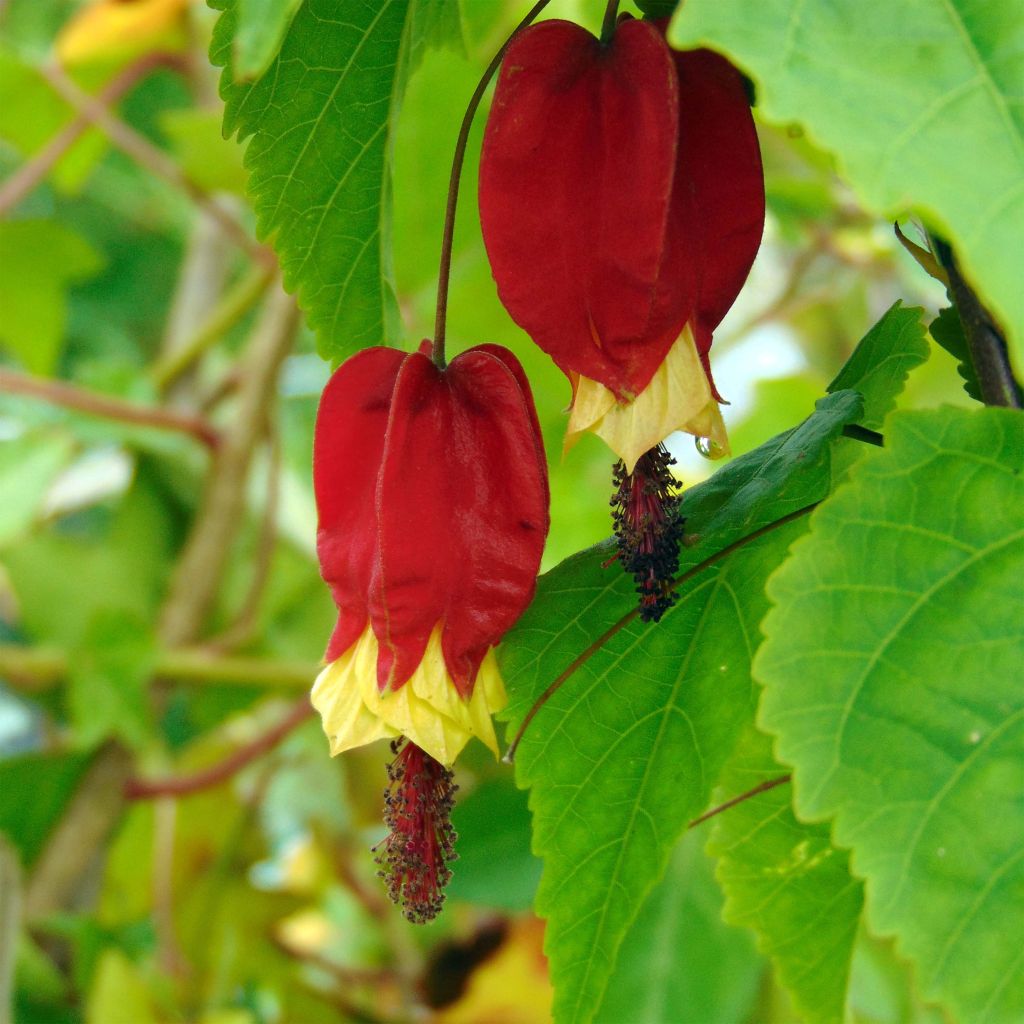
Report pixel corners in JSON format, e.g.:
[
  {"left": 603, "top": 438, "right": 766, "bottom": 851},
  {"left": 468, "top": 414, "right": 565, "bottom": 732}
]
[
  {"left": 687, "top": 775, "right": 791, "bottom": 830},
  {"left": 125, "top": 698, "right": 312, "bottom": 800},
  {"left": 431, "top": 0, "right": 553, "bottom": 367},
  {"left": 600, "top": 0, "right": 621, "bottom": 44},
  {"left": 503, "top": 502, "right": 820, "bottom": 763}
]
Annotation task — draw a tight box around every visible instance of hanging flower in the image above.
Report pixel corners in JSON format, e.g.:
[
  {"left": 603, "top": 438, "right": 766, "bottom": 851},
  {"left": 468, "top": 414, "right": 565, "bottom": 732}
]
[
  {"left": 311, "top": 341, "right": 549, "bottom": 769},
  {"left": 478, "top": 15, "right": 764, "bottom": 471},
  {"left": 311, "top": 341, "right": 549, "bottom": 921}
]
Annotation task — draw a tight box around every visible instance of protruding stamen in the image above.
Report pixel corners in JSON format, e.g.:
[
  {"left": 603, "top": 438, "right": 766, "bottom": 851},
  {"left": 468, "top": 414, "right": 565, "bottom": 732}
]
[
  {"left": 610, "top": 444, "right": 684, "bottom": 622},
  {"left": 374, "top": 737, "right": 458, "bottom": 923}
]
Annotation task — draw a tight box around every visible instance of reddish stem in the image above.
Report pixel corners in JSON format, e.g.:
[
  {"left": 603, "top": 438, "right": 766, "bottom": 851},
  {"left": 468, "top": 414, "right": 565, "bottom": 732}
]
[
  {"left": 687, "top": 775, "right": 792, "bottom": 829},
  {"left": 124, "top": 698, "right": 312, "bottom": 800}
]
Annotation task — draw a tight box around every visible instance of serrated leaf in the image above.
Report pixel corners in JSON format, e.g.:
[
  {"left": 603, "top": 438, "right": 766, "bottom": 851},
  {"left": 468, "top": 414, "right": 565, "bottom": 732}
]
[
  {"left": 232, "top": 0, "right": 303, "bottom": 81},
  {"left": 708, "top": 727, "right": 863, "bottom": 1023},
  {"left": 0, "top": 221, "right": 104, "bottom": 374},
  {"left": 499, "top": 390, "right": 864, "bottom": 1024},
  {"left": 756, "top": 406, "right": 1024, "bottom": 1023},
  {"left": 827, "top": 302, "right": 928, "bottom": 430},
  {"left": 669, "top": 1, "right": 1024, "bottom": 366},
  {"left": 595, "top": 831, "right": 762, "bottom": 1024},
  {"left": 210, "top": 0, "right": 458, "bottom": 363},
  {"left": 930, "top": 305, "right": 983, "bottom": 403}
]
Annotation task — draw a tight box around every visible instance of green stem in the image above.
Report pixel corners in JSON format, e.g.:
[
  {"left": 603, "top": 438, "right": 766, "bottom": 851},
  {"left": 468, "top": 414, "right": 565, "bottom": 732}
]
[
  {"left": 0, "top": 642, "right": 319, "bottom": 693},
  {"left": 151, "top": 263, "right": 275, "bottom": 392},
  {"left": 431, "top": 0, "right": 553, "bottom": 368}
]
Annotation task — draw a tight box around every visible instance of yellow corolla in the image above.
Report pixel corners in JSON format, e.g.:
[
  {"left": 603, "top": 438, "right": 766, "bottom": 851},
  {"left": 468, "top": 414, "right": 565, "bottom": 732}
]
[
  {"left": 565, "top": 323, "right": 730, "bottom": 473},
  {"left": 311, "top": 623, "right": 508, "bottom": 768}
]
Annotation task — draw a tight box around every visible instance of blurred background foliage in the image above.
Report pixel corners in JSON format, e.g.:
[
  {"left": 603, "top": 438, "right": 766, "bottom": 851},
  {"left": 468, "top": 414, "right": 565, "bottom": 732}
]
[{"left": 0, "top": 0, "right": 967, "bottom": 1021}]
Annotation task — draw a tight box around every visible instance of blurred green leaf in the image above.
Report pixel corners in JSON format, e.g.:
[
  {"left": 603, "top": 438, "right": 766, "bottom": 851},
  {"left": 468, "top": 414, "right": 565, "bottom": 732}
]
[
  {"left": 757, "top": 406, "right": 1024, "bottom": 1023},
  {"left": 449, "top": 778, "right": 541, "bottom": 912},
  {"left": 929, "top": 305, "right": 983, "bottom": 403},
  {"left": 0, "top": 431, "right": 75, "bottom": 549},
  {"left": 708, "top": 727, "right": 863, "bottom": 1023},
  {"left": 68, "top": 609, "right": 157, "bottom": 750},
  {"left": 669, "top": 1, "right": 1024, "bottom": 367},
  {"left": 3, "top": 463, "right": 180, "bottom": 648},
  {"left": 0, "top": 752, "right": 89, "bottom": 867},
  {"left": 159, "top": 108, "right": 248, "bottom": 195},
  {"left": 827, "top": 302, "right": 928, "bottom": 430},
  {"left": 499, "top": 390, "right": 863, "bottom": 1024},
  {"left": 595, "top": 831, "right": 762, "bottom": 1024},
  {"left": 0, "top": 220, "right": 104, "bottom": 374},
  {"left": 0, "top": 46, "right": 107, "bottom": 192},
  {"left": 85, "top": 949, "right": 159, "bottom": 1024}
]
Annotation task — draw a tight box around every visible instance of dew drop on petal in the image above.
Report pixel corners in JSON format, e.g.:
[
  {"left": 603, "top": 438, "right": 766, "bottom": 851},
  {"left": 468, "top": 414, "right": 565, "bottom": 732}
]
[{"left": 695, "top": 435, "right": 727, "bottom": 460}]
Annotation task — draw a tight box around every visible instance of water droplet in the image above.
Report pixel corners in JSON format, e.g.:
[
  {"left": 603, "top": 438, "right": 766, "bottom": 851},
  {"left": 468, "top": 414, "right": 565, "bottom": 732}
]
[
  {"left": 969, "top": 730, "right": 981, "bottom": 744},
  {"left": 694, "top": 435, "right": 726, "bottom": 460},
  {"left": 936, "top": 847, "right": 947, "bottom": 858}
]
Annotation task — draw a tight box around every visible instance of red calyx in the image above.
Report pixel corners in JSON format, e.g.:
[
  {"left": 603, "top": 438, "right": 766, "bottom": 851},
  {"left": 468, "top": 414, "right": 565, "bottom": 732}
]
[
  {"left": 479, "top": 17, "right": 764, "bottom": 401},
  {"left": 313, "top": 344, "right": 549, "bottom": 698}
]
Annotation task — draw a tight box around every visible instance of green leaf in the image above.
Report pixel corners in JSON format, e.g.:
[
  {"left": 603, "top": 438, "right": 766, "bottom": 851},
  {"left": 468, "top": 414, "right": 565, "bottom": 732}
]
[
  {"left": 449, "top": 778, "right": 541, "bottom": 912},
  {"left": 0, "top": 46, "right": 107, "bottom": 193},
  {"left": 0, "top": 221, "right": 104, "bottom": 374},
  {"left": 930, "top": 305, "right": 983, "bottom": 403},
  {"left": 159, "top": 108, "right": 248, "bottom": 195},
  {"left": 0, "top": 431, "right": 75, "bottom": 549},
  {"left": 232, "top": 0, "right": 304, "bottom": 81},
  {"left": 0, "top": 753, "right": 90, "bottom": 867},
  {"left": 68, "top": 610, "right": 157, "bottom": 750},
  {"left": 669, "top": 2, "right": 1024, "bottom": 366},
  {"left": 85, "top": 950, "right": 159, "bottom": 1024},
  {"left": 210, "top": 0, "right": 458, "bottom": 363},
  {"left": 756, "top": 406, "right": 1024, "bottom": 1023},
  {"left": 499, "top": 390, "right": 864, "bottom": 1024},
  {"left": 827, "top": 302, "right": 928, "bottom": 430},
  {"left": 708, "top": 727, "right": 863, "bottom": 1023},
  {"left": 595, "top": 831, "right": 762, "bottom": 1024}
]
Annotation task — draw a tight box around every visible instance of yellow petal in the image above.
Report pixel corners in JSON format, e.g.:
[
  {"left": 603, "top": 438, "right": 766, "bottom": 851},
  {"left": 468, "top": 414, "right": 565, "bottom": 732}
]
[
  {"left": 311, "top": 623, "right": 508, "bottom": 767},
  {"left": 564, "top": 323, "right": 730, "bottom": 473}
]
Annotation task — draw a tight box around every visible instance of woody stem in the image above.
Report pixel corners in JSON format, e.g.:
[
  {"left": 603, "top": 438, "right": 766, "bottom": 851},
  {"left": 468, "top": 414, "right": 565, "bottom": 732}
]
[{"left": 431, "top": 0, "right": 553, "bottom": 368}]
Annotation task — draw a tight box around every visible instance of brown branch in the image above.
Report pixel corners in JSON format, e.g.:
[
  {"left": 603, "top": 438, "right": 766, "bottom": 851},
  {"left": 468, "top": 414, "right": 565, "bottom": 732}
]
[
  {"left": 159, "top": 285, "right": 299, "bottom": 646},
  {"left": 24, "top": 286, "right": 299, "bottom": 921},
  {"left": 687, "top": 775, "right": 792, "bottom": 830},
  {"left": 0, "top": 53, "right": 174, "bottom": 214},
  {"left": 0, "top": 368, "right": 219, "bottom": 449},
  {"left": 37, "top": 59, "right": 265, "bottom": 262},
  {"left": 125, "top": 698, "right": 313, "bottom": 800},
  {"left": 204, "top": 427, "right": 281, "bottom": 652},
  {"left": 504, "top": 502, "right": 821, "bottom": 763}
]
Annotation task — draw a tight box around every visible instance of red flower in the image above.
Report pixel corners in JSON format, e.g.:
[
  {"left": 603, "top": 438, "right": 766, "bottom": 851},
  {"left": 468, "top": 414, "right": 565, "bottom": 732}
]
[
  {"left": 479, "top": 16, "right": 764, "bottom": 469},
  {"left": 311, "top": 342, "right": 549, "bottom": 768}
]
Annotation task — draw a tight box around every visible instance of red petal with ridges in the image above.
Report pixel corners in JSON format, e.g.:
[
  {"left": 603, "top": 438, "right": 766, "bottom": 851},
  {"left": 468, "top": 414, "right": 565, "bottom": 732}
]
[
  {"left": 479, "top": 19, "right": 681, "bottom": 399},
  {"left": 371, "top": 347, "right": 549, "bottom": 696},
  {"left": 314, "top": 347, "right": 406, "bottom": 662},
  {"left": 666, "top": 44, "right": 765, "bottom": 361}
]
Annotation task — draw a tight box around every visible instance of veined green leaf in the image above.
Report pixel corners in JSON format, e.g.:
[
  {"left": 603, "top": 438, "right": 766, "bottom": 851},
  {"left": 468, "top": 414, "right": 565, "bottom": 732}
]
[
  {"left": 756, "top": 406, "right": 1024, "bottom": 1023},
  {"left": 669, "top": 1, "right": 1024, "bottom": 366},
  {"left": 708, "top": 727, "right": 863, "bottom": 1023},
  {"left": 210, "top": 0, "right": 460, "bottom": 363},
  {"left": 499, "top": 390, "right": 863, "bottom": 1024}
]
